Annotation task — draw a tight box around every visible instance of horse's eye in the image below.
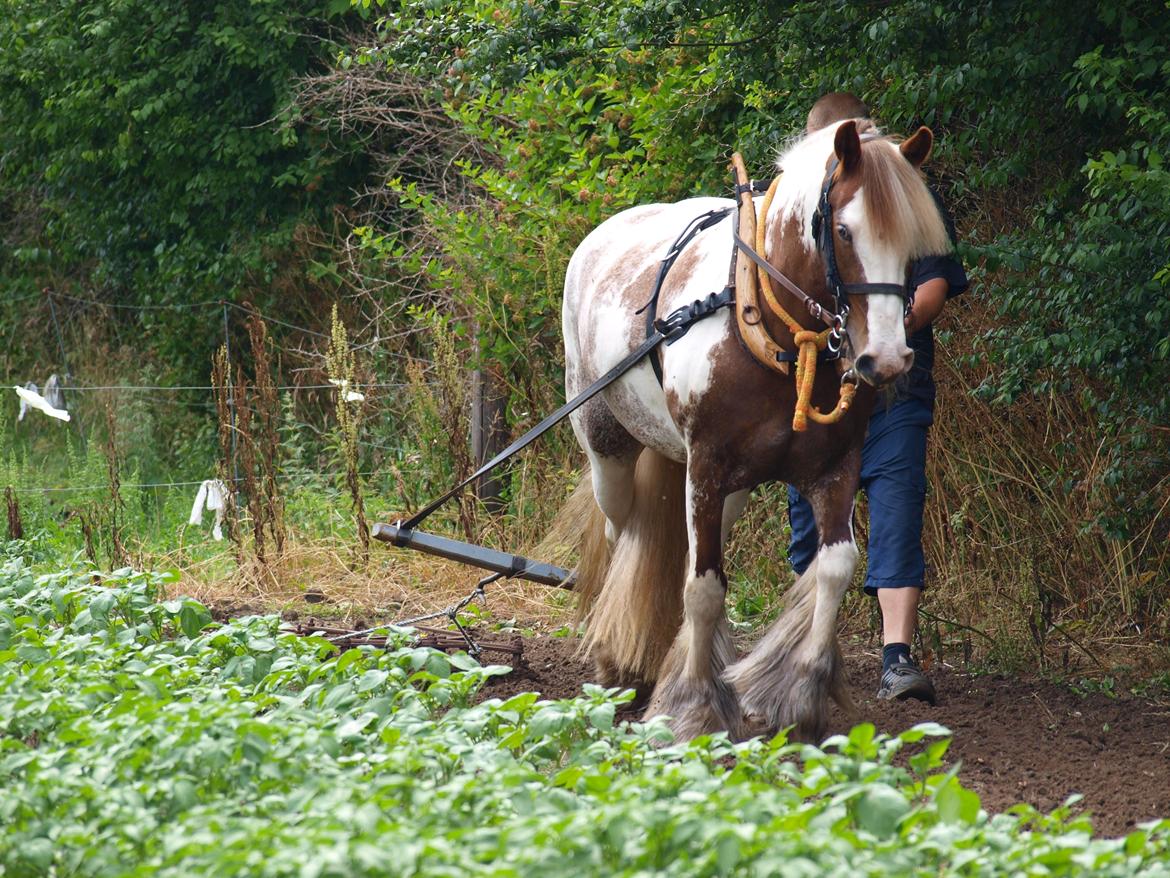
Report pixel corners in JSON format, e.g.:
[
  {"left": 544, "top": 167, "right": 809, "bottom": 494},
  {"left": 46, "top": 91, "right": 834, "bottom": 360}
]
[{"left": 836, "top": 224, "right": 852, "bottom": 243}]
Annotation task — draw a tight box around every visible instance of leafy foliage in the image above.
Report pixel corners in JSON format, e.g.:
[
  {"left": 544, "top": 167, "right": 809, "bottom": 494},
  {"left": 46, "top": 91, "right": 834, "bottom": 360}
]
[
  {"left": 3, "top": 559, "right": 1170, "bottom": 874},
  {"left": 0, "top": 0, "right": 369, "bottom": 379},
  {"left": 971, "top": 8, "right": 1170, "bottom": 535}
]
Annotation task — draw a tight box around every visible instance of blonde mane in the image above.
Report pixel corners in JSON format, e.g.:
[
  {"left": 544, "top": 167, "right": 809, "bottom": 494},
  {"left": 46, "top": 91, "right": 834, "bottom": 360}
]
[
  {"left": 770, "top": 121, "right": 951, "bottom": 260},
  {"left": 858, "top": 138, "right": 952, "bottom": 259}
]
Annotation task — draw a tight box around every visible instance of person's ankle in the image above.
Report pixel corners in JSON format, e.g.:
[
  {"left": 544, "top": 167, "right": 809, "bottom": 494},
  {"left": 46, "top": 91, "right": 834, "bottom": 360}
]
[{"left": 882, "top": 642, "right": 912, "bottom": 672}]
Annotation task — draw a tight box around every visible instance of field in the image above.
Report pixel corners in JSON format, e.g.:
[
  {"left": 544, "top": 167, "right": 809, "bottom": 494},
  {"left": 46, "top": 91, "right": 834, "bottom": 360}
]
[
  {"left": 486, "top": 634, "right": 1170, "bottom": 839},
  {"left": 3, "top": 1, "right": 1170, "bottom": 874},
  {"left": 4, "top": 557, "right": 1170, "bottom": 876}
]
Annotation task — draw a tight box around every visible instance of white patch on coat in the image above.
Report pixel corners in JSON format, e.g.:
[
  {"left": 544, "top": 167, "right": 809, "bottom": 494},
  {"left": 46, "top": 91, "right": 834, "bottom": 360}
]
[
  {"left": 816, "top": 539, "right": 859, "bottom": 585},
  {"left": 808, "top": 539, "right": 859, "bottom": 648},
  {"left": 682, "top": 568, "right": 726, "bottom": 677},
  {"left": 660, "top": 212, "right": 737, "bottom": 413}
]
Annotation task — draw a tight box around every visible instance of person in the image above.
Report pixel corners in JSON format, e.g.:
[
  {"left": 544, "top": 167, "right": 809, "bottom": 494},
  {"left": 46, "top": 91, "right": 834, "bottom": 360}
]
[{"left": 786, "top": 92, "right": 969, "bottom": 704}]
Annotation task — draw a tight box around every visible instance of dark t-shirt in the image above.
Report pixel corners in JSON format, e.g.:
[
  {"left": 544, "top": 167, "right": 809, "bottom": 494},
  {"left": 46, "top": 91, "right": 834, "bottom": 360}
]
[{"left": 880, "top": 197, "right": 969, "bottom": 409}]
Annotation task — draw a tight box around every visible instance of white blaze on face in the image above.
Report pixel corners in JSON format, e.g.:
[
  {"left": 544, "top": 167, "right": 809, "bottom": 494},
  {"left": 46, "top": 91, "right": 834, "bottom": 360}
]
[{"left": 838, "top": 194, "right": 914, "bottom": 384}]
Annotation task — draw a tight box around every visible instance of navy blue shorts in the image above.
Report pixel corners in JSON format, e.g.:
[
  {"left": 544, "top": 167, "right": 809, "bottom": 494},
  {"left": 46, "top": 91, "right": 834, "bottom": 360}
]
[{"left": 787, "top": 396, "right": 934, "bottom": 595}]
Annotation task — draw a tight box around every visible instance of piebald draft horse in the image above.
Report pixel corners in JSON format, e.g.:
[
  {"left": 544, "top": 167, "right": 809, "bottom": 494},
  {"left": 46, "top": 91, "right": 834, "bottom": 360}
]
[{"left": 555, "top": 119, "right": 952, "bottom": 741}]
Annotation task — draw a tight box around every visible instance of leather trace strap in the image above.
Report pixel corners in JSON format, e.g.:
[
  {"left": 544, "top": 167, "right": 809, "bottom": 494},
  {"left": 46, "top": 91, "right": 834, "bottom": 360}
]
[{"left": 397, "top": 288, "right": 733, "bottom": 533}]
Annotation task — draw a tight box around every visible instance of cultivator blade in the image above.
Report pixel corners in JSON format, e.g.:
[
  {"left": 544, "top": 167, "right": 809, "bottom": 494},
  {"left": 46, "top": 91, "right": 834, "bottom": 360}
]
[{"left": 372, "top": 522, "right": 575, "bottom": 589}]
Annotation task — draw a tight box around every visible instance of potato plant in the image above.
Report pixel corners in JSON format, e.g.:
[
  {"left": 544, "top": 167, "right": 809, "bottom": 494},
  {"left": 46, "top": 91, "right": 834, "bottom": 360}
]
[{"left": 1, "top": 559, "right": 1168, "bottom": 876}]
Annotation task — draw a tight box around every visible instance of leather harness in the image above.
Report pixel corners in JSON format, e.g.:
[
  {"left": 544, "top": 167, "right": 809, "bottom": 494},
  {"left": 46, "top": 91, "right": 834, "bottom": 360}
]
[{"left": 395, "top": 145, "right": 913, "bottom": 533}]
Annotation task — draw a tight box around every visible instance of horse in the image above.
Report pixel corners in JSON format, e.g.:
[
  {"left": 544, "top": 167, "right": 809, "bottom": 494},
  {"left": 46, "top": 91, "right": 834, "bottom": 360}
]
[{"left": 553, "top": 118, "right": 953, "bottom": 742}]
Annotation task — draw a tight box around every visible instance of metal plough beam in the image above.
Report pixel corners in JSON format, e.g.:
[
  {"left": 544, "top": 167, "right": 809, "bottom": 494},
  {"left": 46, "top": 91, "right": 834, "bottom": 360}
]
[{"left": 372, "top": 522, "right": 575, "bottom": 589}]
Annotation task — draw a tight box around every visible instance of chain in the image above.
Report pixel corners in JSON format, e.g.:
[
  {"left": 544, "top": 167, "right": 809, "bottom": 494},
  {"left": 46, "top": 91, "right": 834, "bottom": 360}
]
[{"left": 327, "top": 571, "right": 503, "bottom": 657}]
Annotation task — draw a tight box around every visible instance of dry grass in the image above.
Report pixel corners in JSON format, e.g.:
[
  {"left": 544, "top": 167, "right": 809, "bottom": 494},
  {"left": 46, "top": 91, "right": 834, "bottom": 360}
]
[
  {"left": 919, "top": 299, "right": 1170, "bottom": 675},
  {"left": 159, "top": 533, "right": 576, "bottom": 630}
]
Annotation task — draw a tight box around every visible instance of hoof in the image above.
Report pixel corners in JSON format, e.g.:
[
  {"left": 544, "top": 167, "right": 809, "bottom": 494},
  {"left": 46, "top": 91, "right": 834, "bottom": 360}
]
[
  {"left": 593, "top": 656, "right": 655, "bottom": 708},
  {"left": 725, "top": 649, "right": 847, "bottom": 743},
  {"left": 644, "top": 672, "right": 745, "bottom": 742}
]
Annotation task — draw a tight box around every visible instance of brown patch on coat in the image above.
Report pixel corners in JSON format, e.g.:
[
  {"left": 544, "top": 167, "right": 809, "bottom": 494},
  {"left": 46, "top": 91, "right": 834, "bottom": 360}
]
[{"left": 579, "top": 396, "right": 641, "bottom": 460}]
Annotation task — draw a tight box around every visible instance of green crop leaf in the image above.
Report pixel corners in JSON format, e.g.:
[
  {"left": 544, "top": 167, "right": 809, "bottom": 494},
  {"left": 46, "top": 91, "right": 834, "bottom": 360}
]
[
  {"left": 179, "top": 604, "right": 212, "bottom": 640},
  {"left": 854, "top": 785, "right": 911, "bottom": 838},
  {"left": 936, "top": 776, "right": 983, "bottom": 825}
]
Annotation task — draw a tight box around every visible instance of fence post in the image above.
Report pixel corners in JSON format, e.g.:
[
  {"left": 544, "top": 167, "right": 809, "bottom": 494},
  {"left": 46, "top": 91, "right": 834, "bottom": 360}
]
[
  {"left": 222, "top": 302, "right": 241, "bottom": 498},
  {"left": 470, "top": 368, "right": 508, "bottom": 513}
]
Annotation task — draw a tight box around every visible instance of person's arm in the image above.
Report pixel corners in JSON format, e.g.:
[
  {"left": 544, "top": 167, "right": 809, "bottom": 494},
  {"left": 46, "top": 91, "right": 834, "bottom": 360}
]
[{"left": 905, "top": 276, "right": 948, "bottom": 335}]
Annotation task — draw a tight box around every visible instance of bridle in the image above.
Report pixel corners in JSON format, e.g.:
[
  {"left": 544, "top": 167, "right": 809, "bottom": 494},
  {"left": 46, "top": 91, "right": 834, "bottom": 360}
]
[
  {"left": 734, "top": 136, "right": 917, "bottom": 361},
  {"left": 810, "top": 147, "right": 916, "bottom": 347}
]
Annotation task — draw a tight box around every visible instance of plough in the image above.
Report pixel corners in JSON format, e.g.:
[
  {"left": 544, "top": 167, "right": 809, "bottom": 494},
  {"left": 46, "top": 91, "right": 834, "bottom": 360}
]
[{"left": 371, "top": 522, "right": 574, "bottom": 589}]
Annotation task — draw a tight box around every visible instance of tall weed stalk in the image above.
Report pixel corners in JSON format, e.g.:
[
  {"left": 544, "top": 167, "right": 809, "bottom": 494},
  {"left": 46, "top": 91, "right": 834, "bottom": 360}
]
[
  {"left": 402, "top": 314, "right": 475, "bottom": 540},
  {"left": 326, "top": 306, "right": 369, "bottom": 563},
  {"left": 211, "top": 318, "right": 287, "bottom": 572}
]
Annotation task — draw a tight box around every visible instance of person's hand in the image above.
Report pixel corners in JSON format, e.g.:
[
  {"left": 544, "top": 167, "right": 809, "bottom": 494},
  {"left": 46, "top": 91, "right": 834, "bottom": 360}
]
[
  {"left": 903, "top": 277, "right": 949, "bottom": 337},
  {"left": 904, "top": 311, "right": 918, "bottom": 336}
]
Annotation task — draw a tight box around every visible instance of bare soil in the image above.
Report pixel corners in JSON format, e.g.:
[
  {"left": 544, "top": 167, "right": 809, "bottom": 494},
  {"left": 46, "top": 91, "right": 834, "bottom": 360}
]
[{"left": 480, "top": 632, "right": 1170, "bottom": 838}]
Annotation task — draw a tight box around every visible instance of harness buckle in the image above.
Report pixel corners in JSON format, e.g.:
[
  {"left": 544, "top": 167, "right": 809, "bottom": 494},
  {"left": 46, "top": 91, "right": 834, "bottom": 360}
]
[
  {"left": 827, "top": 327, "right": 845, "bottom": 356},
  {"left": 654, "top": 287, "right": 733, "bottom": 345}
]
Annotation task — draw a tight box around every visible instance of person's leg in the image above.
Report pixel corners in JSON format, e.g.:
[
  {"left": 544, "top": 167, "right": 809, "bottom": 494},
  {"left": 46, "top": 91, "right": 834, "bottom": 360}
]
[
  {"left": 860, "top": 398, "right": 935, "bottom": 702},
  {"left": 877, "top": 585, "right": 920, "bottom": 645},
  {"left": 786, "top": 485, "right": 819, "bottom": 576}
]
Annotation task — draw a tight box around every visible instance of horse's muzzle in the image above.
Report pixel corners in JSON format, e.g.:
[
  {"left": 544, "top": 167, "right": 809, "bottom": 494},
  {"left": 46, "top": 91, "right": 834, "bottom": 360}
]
[{"left": 854, "top": 350, "right": 915, "bottom": 387}]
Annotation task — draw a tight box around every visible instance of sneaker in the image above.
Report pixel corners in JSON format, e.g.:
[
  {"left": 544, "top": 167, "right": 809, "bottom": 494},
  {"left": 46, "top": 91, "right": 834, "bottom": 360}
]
[{"left": 877, "top": 656, "right": 936, "bottom": 704}]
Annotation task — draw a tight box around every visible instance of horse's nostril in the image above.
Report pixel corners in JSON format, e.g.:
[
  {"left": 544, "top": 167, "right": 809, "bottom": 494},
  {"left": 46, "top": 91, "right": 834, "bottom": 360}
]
[{"left": 855, "top": 355, "right": 877, "bottom": 382}]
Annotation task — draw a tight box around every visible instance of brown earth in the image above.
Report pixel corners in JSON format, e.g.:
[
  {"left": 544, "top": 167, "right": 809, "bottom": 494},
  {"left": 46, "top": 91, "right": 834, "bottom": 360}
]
[{"left": 479, "top": 632, "right": 1170, "bottom": 839}]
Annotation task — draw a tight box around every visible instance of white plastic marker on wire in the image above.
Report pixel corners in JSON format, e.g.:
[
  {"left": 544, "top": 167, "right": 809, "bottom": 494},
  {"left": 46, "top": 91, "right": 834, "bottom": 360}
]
[
  {"left": 189, "top": 479, "right": 229, "bottom": 541},
  {"left": 17, "top": 382, "right": 37, "bottom": 422},
  {"left": 13, "top": 384, "right": 70, "bottom": 422},
  {"left": 328, "top": 378, "right": 366, "bottom": 402}
]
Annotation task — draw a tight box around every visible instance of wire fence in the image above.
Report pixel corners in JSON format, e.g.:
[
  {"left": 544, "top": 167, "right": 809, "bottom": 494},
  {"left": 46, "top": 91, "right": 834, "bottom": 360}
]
[
  {"left": 60, "top": 383, "right": 415, "bottom": 392},
  {"left": 8, "top": 471, "right": 387, "bottom": 494}
]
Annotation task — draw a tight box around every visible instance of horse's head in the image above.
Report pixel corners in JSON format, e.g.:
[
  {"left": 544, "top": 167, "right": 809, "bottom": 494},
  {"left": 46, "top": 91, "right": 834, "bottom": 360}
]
[{"left": 774, "top": 119, "right": 953, "bottom": 387}]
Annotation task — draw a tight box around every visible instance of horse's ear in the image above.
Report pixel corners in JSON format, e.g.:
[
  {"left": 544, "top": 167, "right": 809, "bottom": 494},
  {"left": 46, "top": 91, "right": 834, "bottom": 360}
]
[
  {"left": 900, "top": 126, "right": 934, "bottom": 167},
  {"left": 833, "top": 120, "right": 862, "bottom": 173}
]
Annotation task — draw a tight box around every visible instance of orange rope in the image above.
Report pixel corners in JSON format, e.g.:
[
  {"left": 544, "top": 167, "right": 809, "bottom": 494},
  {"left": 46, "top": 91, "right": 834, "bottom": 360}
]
[{"left": 754, "top": 176, "right": 856, "bottom": 431}]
